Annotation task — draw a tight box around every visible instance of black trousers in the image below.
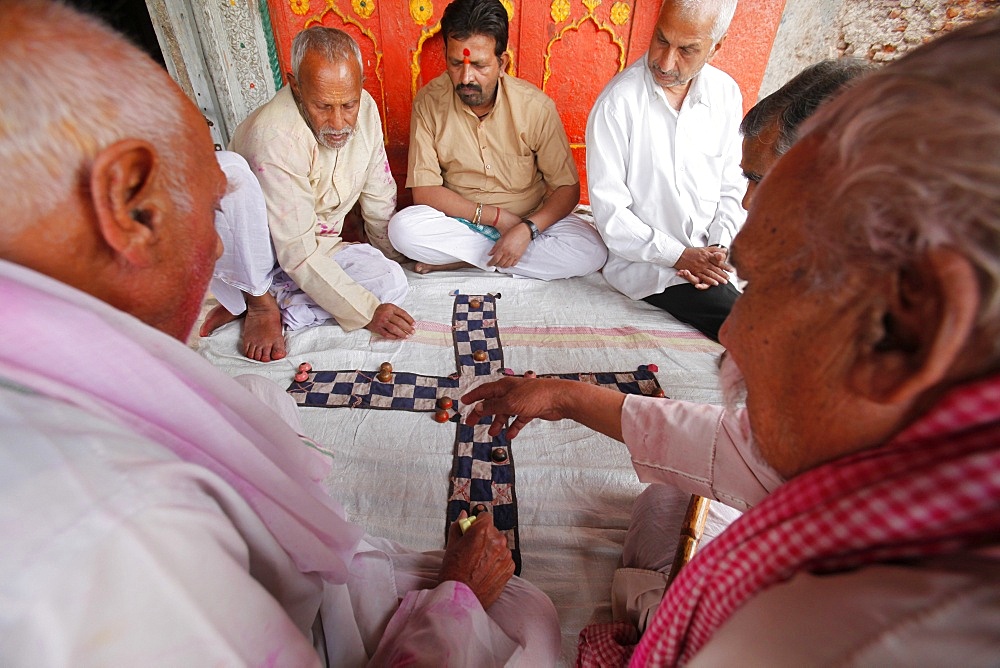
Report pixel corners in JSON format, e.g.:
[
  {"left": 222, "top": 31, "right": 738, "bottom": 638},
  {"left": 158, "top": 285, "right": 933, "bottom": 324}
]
[{"left": 642, "top": 282, "right": 740, "bottom": 342}]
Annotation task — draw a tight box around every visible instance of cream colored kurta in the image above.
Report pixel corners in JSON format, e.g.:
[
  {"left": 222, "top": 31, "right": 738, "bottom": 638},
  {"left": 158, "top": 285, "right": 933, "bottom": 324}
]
[{"left": 230, "top": 87, "right": 400, "bottom": 331}]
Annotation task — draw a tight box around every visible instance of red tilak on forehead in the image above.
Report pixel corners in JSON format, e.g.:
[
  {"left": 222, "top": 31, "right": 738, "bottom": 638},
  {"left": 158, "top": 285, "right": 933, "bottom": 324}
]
[{"left": 463, "top": 47, "right": 470, "bottom": 64}]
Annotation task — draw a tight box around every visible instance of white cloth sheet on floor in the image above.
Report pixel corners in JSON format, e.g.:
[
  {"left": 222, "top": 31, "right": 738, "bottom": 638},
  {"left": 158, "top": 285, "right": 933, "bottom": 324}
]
[{"left": 196, "top": 258, "right": 728, "bottom": 664}]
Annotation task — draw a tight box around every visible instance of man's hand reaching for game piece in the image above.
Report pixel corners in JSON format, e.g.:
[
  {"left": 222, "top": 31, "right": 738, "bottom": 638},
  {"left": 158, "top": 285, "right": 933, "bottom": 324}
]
[
  {"left": 440, "top": 511, "right": 515, "bottom": 609},
  {"left": 366, "top": 303, "right": 415, "bottom": 339},
  {"left": 463, "top": 377, "right": 627, "bottom": 442},
  {"left": 462, "top": 377, "right": 573, "bottom": 438}
]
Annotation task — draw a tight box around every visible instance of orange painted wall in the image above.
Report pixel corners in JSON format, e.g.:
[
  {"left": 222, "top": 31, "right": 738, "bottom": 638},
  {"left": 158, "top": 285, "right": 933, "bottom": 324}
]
[{"left": 265, "top": 0, "right": 785, "bottom": 204}]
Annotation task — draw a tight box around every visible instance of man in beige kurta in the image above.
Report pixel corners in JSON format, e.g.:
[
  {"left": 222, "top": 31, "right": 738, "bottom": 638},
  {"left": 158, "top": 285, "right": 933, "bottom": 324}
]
[
  {"left": 388, "top": 0, "right": 607, "bottom": 280},
  {"left": 203, "top": 27, "right": 414, "bottom": 362}
]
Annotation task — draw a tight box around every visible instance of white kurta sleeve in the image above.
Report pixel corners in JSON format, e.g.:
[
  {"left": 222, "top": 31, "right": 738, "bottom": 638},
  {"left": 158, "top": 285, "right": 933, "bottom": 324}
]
[
  {"left": 586, "top": 96, "right": 688, "bottom": 268},
  {"left": 706, "top": 88, "right": 747, "bottom": 248},
  {"left": 357, "top": 102, "right": 403, "bottom": 263},
  {"left": 1, "top": 441, "right": 324, "bottom": 667},
  {"left": 620, "top": 395, "right": 784, "bottom": 510}
]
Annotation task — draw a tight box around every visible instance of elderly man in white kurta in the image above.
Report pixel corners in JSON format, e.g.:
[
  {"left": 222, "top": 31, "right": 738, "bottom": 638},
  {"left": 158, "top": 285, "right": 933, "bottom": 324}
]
[
  {"left": 586, "top": 0, "right": 746, "bottom": 342},
  {"left": 201, "top": 27, "right": 415, "bottom": 363}
]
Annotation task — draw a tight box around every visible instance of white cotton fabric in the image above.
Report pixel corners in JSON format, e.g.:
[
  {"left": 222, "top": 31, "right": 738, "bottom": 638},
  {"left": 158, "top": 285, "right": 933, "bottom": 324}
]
[
  {"left": 271, "top": 243, "right": 410, "bottom": 331},
  {"left": 196, "top": 259, "right": 731, "bottom": 662},
  {"left": 586, "top": 59, "right": 747, "bottom": 299},
  {"left": 620, "top": 394, "right": 784, "bottom": 510},
  {"left": 0, "top": 260, "right": 560, "bottom": 666},
  {"left": 211, "top": 150, "right": 279, "bottom": 315},
  {"left": 389, "top": 204, "right": 607, "bottom": 281}
]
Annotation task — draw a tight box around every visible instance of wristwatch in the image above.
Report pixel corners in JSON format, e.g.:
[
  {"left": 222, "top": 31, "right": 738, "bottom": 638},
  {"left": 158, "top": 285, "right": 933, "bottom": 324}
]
[{"left": 521, "top": 218, "right": 540, "bottom": 240}]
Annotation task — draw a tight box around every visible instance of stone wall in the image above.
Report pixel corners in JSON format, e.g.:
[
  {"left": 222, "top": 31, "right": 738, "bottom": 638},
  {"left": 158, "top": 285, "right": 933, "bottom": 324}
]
[{"left": 759, "top": 0, "right": 997, "bottom": 99}]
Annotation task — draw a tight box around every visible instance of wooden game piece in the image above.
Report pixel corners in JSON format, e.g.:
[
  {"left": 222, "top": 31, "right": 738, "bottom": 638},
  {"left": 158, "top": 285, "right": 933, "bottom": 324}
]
[
  {"left": 472, "top": 504, "right": 487, "bottom": 515},
  {"left": 434, "top": 409, "right": 450, "bottom": 423},
  {"left": 377, "top": 361, "right": 393, "bottom": 382},
  {"left": 523, "top": 370, "right": 536, "bottom": 379},
  {"left": 294, "top": 371, "right": 309, "bottom": 382},
  {"left": 458, "top": 515, "right": 477, "bottom": 534},
  {"left": 437, "top": 396, "right": 453, "bottom": 410},
  {"left": 469, "top": 298, "right": 481, "bottom": 309},
  {"left": 472, "top": 349, "right": 488, "bottom": 362},
  {"left": 653, "top": 388, "right": 666, "bottom": 397},
  {"left": 297, "top": 362, "right": 312, "bottom": 373},
  {"left": 491, "top": 447, "right": 508, "bottom": 463}
]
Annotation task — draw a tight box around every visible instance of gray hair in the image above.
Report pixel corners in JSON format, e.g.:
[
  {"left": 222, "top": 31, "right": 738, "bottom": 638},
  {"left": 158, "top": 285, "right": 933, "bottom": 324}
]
[
  {"left": 741, "top": 59, "right": 876, "bottom": 157},
  {"left": 291, "top": 27, "right": 364, "bottom": 80},
  {"left": 0, "top": 1, "right": 192, "bottom": 239},
  {"left": 668, "top": 0, "right": 738, "bottom": 42},
  {"left": 798, "top": 15, "right": 1000, "bottom": 346}
]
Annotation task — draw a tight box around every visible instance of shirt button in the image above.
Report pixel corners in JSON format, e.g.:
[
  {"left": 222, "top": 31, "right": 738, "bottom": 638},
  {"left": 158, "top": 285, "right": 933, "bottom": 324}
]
[{"left": 486, "top": 165, "right": 491, "bottom": 170}]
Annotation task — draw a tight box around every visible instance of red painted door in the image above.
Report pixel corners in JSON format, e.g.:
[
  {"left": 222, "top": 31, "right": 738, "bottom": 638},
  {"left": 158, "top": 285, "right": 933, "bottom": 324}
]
[{"left": 265, "top": 0, "right": 785, "bottom": 204}]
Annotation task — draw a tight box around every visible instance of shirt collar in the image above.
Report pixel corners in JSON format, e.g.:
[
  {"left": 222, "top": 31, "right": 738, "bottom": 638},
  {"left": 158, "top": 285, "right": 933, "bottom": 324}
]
[{"left": 641, "top": 56, "right": 711, "bottom": 111}]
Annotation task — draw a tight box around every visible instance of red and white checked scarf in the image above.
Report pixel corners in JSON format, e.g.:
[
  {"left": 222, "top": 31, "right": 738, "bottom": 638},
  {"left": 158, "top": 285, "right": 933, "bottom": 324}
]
[{"left": 579, "top": 374, "right": 1000, "bottom": 666}]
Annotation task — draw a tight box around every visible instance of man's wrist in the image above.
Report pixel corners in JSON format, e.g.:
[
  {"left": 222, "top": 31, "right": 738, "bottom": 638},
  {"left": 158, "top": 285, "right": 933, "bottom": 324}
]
[{"left": 521, "top": 218, "right": 539, "bottom": 240}]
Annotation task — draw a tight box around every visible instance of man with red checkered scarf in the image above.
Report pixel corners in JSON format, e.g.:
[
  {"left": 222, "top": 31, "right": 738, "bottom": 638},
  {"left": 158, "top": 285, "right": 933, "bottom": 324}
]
[{"left": 464, "top": 14, "right": 1000, "bottom": 666}]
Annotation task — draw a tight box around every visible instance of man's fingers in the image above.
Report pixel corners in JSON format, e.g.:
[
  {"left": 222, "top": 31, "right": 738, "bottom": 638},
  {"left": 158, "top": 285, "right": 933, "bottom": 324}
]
[
  {"left": 506, "top": 415, "right": 531, "bottom": 439},
  {"left": 462, "top": 380, "right": 506, "bottom": 405},
  {"left": 396, "top": 309, "right": 415, "bottom": 327}
]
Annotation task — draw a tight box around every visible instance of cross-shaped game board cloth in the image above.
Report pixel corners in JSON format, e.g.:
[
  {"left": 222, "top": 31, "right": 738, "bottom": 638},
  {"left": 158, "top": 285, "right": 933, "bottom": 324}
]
[{"left": 286, "top": 293, "right": 666, "bottom": 575}]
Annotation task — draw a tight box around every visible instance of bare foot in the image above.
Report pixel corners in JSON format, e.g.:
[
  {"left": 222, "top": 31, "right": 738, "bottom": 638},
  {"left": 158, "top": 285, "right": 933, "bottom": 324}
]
[
  {"left": 200, "top": 304, "right": 240, "bottom": 337},
  {"left": 414, "top": 261, "right": 474, "bottom": 274},
  {"left": 242, "top": 293, "right": 286, "bottom": 362}
]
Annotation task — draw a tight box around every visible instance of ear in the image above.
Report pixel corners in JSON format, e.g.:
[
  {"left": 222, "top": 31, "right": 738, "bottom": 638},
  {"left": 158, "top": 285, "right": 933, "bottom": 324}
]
[
  {"left": 500, "top": 51, "right": 511, "bottom": 74},
  {"left": 707, "top": 33, "right": 727, "bottom": 62},
  {"left": 850, "top": 247, "right": 980, "bottom": 405},
  {"left": 88, "top": 139, "right": 164, "bottom": 268},
  {"left": 287, "top": 72, "right": 300, "bottom": 97}
]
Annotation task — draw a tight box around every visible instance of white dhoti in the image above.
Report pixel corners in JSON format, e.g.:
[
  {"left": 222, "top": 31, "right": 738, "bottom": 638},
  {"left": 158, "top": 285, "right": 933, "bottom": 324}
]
[
  {"left": 211, "top": 151, "right": 279, "bottom": 315},
  {"left": 212, "top": 151, "right": 408, "bottom": 331},
  {"left": 388, "top": 204, "right": 608, "bottom": 281},
  {"left": 271, "top": 244, "right": 409, "bottom": 331},
  {"left": 612, "top": 484, "right": 742, "bottom": 633}
]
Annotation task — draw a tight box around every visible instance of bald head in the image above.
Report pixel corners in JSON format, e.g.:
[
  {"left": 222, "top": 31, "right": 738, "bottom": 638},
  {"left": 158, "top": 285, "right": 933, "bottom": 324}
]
[{"left": 0, "top": 1, "right": 225, "bottom": 340}]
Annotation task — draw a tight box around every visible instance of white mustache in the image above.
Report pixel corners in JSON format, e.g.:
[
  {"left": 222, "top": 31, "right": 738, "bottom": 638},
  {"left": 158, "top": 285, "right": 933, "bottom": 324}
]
[{"left": 719, "top": 352, "right": 747, "bottom": 411}]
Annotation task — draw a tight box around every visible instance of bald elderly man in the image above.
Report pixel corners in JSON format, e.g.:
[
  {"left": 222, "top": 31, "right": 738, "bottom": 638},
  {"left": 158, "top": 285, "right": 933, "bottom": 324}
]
[
  {"left": 0, "top": 3, "right": 560, "bottom": 664},
  {"left": 465, "top": 15, "right": 1000, "bottom": 666}
]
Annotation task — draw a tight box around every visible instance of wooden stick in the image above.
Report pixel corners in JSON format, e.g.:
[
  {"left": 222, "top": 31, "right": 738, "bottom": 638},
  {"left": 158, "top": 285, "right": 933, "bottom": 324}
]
[{"left": 666, "top": 495, "right": 711, "bottom": 585}]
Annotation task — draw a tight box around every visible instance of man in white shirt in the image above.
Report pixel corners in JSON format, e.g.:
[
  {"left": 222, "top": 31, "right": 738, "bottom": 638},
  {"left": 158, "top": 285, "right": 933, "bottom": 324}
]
[{"left": 586, "top": 0, "right": 745, "bottom": 341}]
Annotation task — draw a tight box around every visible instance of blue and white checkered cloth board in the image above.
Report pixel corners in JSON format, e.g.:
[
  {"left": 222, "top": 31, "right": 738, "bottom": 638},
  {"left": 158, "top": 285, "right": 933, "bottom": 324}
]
[{"left": 287, "top": 293, "right": 666, "bottom": 576}]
